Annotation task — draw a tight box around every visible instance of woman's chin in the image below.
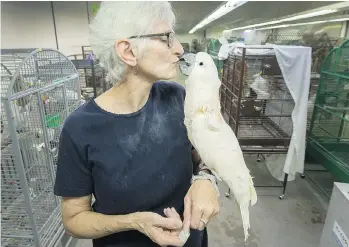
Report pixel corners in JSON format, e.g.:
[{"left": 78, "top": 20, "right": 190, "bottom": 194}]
[
  {"left": 149, "top": 65, "right": 178, "bottom": 81},
  {"left": 158, "top": 70, "right": 177, "bottom": 81}
]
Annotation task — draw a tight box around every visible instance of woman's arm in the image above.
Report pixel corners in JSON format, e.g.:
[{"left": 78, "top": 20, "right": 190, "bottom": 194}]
[
  {"left": 61, "top": 195, "right": 134, "bottom": 239},
  {"left": 191, "top": 147, "right": 214, "bottom": 175},
  {"left": 186, "top": 147, "right": 220, "bottom": 231},
  {"left": 61, "top": 195, "right": 184, "bottom": 246}
]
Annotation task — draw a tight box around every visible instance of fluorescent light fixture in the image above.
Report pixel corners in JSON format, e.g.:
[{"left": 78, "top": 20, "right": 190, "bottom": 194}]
[
  {"left": 189, "top": 0, "right": 248, "bottom": 34},
  {"left": 256, "top": 17, "right": 349, "bottom": 31},
  {"left": 328, "top": 17, "right": 349, "bottom": 22},
  {"left": 230, "top": 20, "right": 283, "bottom": 31},
  {"left": 226, "top": 8, "right": 339, "bottom": 32},
  {"left": 288, "top": 20, "right": 327, "bottom": 27},
  {"left": 257, "top": 24, "right": 290, "bottom": 31},
  {"left": 281, "top": 9, "right": 337, "bottom": 22}
]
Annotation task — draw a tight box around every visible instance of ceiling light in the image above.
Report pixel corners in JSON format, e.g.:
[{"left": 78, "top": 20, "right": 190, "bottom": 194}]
[
  {"left": 255, "top": 17, "right": 349, "bottom": 31},
  {"left": 226, "top": 8, "right": 339, "bottom": 32},
  {"left": 257, "top": 24, "right": 290, "bottom": 31},
  {"left": 281, "top": 9, "right": 337, "bottom": 22},
  {"left": 230, "top": 20, "right": 283, "bottom": 31},
  {"left": 189, "top": 0, "right": 248, "bottom": 34},
  {"left": 328, "top": 17, "right": 349, "bottom": 22},
  {"left": 289, "top": 20, "right": 327, "bottom": 27}
]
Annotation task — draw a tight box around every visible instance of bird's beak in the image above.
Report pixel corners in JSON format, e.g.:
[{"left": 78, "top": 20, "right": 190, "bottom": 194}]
[
  {"left": 179, "top": 53, "right": 196, "bottom": 76},
  {"left": 179, "top": 63, "right": 194, "bottom": 76}
]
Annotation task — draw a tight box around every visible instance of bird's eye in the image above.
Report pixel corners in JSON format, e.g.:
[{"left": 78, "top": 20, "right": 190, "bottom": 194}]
[{"left": 199, "top": 62, "right": 203, "bottom": 66}]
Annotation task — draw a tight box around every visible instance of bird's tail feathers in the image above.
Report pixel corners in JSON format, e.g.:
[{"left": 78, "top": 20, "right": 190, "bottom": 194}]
[
  {"left": 249, "top": 177, "right": 258, "bottom": 206},
  {"left": 240, "top": 204, "right": 251, "bottom": 242}
]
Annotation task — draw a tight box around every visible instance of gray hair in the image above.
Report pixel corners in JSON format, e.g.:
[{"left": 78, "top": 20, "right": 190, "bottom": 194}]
[{"left": 88, "top": 1, "right": 176, "bottom": 84}]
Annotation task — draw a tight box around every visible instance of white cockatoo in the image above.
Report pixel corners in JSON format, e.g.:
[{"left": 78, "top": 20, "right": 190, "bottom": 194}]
[
  {"left": 184, "top": 52, "right": 257, "bottom": 241},
  {"left": 250, "top": 73, "right": 270, "bottom": 100}
]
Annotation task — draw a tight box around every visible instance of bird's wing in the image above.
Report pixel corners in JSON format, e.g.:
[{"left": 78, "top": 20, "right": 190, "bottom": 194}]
[{"left": 198, "top": 106, "right": 223, "bottom": 131}]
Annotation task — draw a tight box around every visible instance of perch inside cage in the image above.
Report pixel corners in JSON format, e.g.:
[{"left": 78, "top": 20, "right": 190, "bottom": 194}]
[{"left": 1, "top": 48, "right": 82, "bottom": 247}]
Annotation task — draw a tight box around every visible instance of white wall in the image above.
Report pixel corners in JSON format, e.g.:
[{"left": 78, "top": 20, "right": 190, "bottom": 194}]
[
  {"left": 176, "top": 33, "right": 203, "bottom": 44},
  {"left": 53, "top": 2, "right": 89, "bottom": 55},
  {"left": 205, "top": 26, "right": 225, "bottom": 39},
  {"left": 1, "top": 1, "right": 89, "bottom": 56},
  {"left": 1, "top": 1, "right": 204, "bottom": 55},
  {"left": 1, "top": 1, "right": 57, "bottom": 49}
]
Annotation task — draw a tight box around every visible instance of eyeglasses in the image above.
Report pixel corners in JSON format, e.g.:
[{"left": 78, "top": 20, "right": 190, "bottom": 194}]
[{"left": 128, "top": 31, "right": 175, "bottom": 48}]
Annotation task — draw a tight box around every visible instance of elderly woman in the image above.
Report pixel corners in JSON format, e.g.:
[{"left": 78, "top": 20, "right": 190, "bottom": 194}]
[{"left": 54, "top": 2, "right": 220, "bottom": 247}]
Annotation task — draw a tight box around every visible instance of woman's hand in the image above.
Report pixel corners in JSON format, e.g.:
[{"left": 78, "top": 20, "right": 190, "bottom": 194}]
[
  {"left": 183, "top": 180, "right": 220, "bottom": 231},
  {"left": 164, "top": 207, "right": 191, "bottom": 244},
  {"left": 132, "top": 211, "right": 185, "bottom": 247},
  {"left": 164, "top": 207, "right": 183, "bottom": 237},
  {"left": 164, "top": 207, "right": 191, "bottom": 236}
]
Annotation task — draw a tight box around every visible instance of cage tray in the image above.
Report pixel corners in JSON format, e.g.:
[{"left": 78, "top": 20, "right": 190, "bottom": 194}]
[{"left": 235, "top": 117, "right": 291, "bottom": 147}]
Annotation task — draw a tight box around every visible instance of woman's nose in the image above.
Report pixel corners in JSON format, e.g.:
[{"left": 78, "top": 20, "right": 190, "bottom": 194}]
[{"left": 172, "top": 37, "right": 184, "bottom": 57}]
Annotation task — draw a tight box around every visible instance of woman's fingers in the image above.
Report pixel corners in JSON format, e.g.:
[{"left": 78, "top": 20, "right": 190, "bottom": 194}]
[
  {"left": 164, "top": 207, "right": 182, "bottom": 236},
  {"left": 153, "top": 213, "right": 182, "bottom": 230},
  {"left": 164, "top": 207, "right": 181, "bottom": 219},
  {"left": 183, "top": 195, "right": 192, "bottom": 231},
  {"left": 150, "top": 226, "right": 184, "bottom": 247},
  {"left": 164, "top": 208, "right": 170, "bottom": 217},
  {"left": 136, "top": 212, "right": 185, "bottom": 247},
  {"left": 182, "top": 214, "right": 191, "bottom": 233},
  {"left": 197, "top": 206, "right": 213, "bottom": 230},
  {"left": 190, "top": 203, "right": 204, "bottom": 229}
]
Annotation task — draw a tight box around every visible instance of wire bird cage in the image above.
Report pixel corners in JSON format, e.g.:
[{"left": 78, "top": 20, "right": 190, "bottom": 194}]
[
  {"left": 1, "top": 48, "right": 83, "bottom": 247},
  {"left": 82, "top": 46, "right": 93, "bottom": 59},
  {"left": 262, "top": 31, "right": 344, "bottom": 135},
  {"left": 306, "top": 40, "right": 349, "bottom": 190},
  {"left": 263, "top": 32, "right": 340, "bottom": 72},
  {"left": 67, "top": 54, "right": 109, "bottom": 100},
  {"left": 220, "top": 46, "right": 296, "bottom": 198},
  {"left": 68, "top": 46, "right": 110, "bottom": 100}
]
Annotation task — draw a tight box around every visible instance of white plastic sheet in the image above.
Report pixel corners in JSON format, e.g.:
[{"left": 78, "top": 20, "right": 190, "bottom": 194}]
[
  {"left": 273, "top": 46, "right": 312, "bottom": 177},
  {"left": 218, "top": 44, "right": 276, "bottom": 60},
  {"left": 265, "top": 154, "right": 296, "bottom": 182},
  {"left": 218, "top": 42, "right": 245, "bottom": 60}
]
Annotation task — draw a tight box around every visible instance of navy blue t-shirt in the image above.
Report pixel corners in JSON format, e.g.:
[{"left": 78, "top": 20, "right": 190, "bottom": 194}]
[{"left": 53, "top": 81, "right": 207, "bottom": 247}]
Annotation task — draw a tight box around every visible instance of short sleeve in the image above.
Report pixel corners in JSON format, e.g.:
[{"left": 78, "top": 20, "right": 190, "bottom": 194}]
[
  {"left": 54, "top": 127, "right": 93, "bottom": 197},
  {"left": 175, "top": 82, "right": 186, "bottom": 100}
]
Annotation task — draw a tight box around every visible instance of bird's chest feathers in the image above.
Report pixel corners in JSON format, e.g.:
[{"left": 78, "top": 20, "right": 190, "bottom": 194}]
[
  {"left": 184, "top": 91, "right": 222, "bottom": 133},
  {"left": 185, "top": 85, "right": 219, "bottom": 115}
]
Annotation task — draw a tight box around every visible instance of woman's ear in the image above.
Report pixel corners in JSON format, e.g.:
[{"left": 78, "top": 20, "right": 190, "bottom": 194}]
[{"left": 114, "top": 39, "right": 137, "bottom": 67}]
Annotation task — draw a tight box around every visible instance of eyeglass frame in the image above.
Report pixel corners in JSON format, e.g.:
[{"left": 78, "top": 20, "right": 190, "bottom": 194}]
[{"left": 128, "top": 31, "right": 175, "bottom": 48}]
